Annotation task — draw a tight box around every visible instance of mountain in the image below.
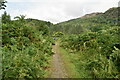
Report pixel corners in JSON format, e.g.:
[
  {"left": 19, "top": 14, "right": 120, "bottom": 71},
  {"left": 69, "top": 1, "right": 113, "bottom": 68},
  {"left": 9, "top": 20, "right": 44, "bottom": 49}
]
[
  {"left": 81, "top": 12, "right": 102, "bottom": 18},
  {"left": 103, "top": 7, "right": 119, "bottom": 18},
  {"left": 51, "top": 7, "right": 119, "bottom": 34}
]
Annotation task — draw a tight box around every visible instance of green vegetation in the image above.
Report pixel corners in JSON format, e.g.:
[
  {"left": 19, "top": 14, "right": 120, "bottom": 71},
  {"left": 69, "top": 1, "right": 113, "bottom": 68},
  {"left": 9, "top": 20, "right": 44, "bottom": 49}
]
[
  {"left": 58, "top": 7, "right": 120, "bottom": 78},
  {"left": 1, "top": 6, "right": 120, "bottom": 79},
  {"left": 1, "top": 12, "right": 54, "bottom": 79},
  {"left": 60, "top": 27, "right": 120, "bottom": 78}
]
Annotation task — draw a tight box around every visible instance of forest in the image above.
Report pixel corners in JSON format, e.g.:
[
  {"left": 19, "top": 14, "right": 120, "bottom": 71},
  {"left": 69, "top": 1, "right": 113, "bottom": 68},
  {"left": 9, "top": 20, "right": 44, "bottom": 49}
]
[{"left": 0, "top": 1, "right": 120, "bottom": 79}]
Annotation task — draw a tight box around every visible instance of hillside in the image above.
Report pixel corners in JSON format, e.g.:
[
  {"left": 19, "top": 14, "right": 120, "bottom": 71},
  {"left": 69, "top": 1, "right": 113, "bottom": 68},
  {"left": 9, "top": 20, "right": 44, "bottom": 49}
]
[
  {"left": 81, "top": 12, "right": 102, "bottom": 18},
  {"left": 51, "top": 7, "right": 119, "bottom": 34},
  {"left": 25, "top": 18, "right": 53, "bottom": 28},
  {"left": 1, "top": 6, "right": 120, "bottom": 79},
  {"left": 11, "top": 18, "right": 54, "bottom": 35},
  {"left": 24, "top": 18, "right": 54, "bottom": 35}
]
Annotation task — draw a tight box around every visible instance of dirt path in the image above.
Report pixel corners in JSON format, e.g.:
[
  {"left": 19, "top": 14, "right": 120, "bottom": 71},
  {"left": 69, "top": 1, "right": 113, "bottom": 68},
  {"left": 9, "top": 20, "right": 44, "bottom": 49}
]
[{"left": 50, "top": 42, "right": 68, "bottom": 78}]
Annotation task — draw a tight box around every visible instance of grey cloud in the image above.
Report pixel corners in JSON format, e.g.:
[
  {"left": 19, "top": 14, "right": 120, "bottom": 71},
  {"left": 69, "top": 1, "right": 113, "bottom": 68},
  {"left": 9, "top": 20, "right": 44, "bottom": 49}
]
[
  {"left": 63, "top": 3, "right": 84, "bottom": 17},
  {"left": 4, "top": 0, "right": 118, "bottom": 24}
]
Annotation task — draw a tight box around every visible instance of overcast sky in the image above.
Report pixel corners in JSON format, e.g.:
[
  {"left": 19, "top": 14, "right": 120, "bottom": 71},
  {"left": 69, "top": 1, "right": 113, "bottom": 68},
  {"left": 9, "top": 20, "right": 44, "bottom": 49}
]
[{"left": 0, "top": 0, "right": 119, "bottom": 23}]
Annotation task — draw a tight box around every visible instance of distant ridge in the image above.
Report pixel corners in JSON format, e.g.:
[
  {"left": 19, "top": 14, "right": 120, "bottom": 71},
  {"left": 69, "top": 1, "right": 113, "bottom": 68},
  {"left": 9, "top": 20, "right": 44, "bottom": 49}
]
[
  {"left": 81, "top": 7, "right": 119, "bottom": 18},
  {"left": 51, "top": 7, "right": 119, "bottom": 34},
  {"left": 81, "top": 12, "right": 103, "bottom": 18}
]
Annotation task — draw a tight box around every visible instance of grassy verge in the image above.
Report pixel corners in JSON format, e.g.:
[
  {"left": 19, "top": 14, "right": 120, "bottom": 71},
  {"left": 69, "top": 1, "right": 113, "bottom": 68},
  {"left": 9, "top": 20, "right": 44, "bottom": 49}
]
[{"left": 59, "top": 46, "right": 81, "bottom": 78}]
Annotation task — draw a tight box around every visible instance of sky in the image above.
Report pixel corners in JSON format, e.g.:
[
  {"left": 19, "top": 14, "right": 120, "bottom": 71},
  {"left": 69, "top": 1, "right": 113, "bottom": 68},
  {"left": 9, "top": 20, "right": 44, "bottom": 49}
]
[{"left": 0, "top": 0, "right": 119, "bottom": 24}]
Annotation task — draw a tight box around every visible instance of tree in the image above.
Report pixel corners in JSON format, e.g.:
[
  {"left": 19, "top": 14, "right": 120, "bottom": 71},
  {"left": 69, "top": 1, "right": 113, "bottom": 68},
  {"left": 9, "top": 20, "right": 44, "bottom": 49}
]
[
  {"left": 2, "top": 11, "right": 11, "bottom": 24},
  {"left": 14, "top": 15, "right": 26, "bottom": 23},
  {"left": 0, "top": 0, "right": 7, "bottom": 10}
]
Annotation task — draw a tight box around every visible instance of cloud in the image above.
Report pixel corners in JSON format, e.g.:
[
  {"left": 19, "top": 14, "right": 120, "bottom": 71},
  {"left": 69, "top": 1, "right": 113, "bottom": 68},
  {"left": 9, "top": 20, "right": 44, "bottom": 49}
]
[{"left": 2, "top": 0, "right": 119, "bottom": 23}]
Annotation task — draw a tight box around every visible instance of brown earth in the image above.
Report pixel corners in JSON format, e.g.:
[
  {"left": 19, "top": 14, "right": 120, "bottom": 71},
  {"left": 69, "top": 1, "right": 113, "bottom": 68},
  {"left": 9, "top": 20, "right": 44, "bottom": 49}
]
[{"left": 49, "top": 42, "right": 68, "bottom": 78}]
